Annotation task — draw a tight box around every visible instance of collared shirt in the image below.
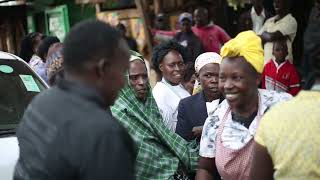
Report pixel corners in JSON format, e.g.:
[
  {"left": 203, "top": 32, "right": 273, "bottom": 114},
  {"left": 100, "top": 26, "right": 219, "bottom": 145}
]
[
  {"left": 199, "top": 89, "right": 292, "bottom": 158},
  {"left": 259, "top": 14, "right": 298, "bottom": 63},
  {"left": 112, "top": 84, "right": 199, "bottom": 180},
  {"left": 14, "top": 80, "right": 136, "bottom": 180},
  {"left": 255, "top": 91, "right": 320, "bottom": 180},
  {"left": 251, "top": 7, "right": 266, "bottom": 33},
  {"left": 262, "top": 59, "right": 301, "bottom": 96},
  {"left": 152, "top": 78, "right": 190, "bottom": 131},
  {"left": 206, "top": 99, "right": 220, "bottom": 116}
]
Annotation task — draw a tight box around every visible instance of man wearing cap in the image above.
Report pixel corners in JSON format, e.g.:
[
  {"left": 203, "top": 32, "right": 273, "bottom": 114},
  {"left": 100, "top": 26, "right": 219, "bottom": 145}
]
[
  {"left": 176, "top": 52, "right": 224, "bottom": 143},
  {"left": 174, "top": 12, "right": 204, "bottom": 62}
]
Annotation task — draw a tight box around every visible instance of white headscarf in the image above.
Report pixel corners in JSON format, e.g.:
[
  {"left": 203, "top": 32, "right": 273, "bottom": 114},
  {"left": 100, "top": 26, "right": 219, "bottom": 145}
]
[
  {"left": 194, "top": 52, "right": 222, "bottom": 73},
  {"left": 192, "top": 52, "right": 222, "bottom": 95}
]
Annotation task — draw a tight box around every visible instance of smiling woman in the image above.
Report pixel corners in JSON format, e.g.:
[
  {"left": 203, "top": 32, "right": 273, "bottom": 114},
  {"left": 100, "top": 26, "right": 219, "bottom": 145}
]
[
  {"left": 111, "top": 51, "right": 199, "bottom": 180},
  {"left": 195, "top": 31, "right": 292, "bottom": 180},
  {"left": 152, "top": 40, "right": 191, "bottom": 131}
]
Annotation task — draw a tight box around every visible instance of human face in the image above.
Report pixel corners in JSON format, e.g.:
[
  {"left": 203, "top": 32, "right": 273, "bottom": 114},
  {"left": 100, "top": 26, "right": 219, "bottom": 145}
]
[
  {"left": 198, "top": 63, "right": 220, "bottom": 101},
  {"left": 251, "top": 0, "right": 263, "bottom": 9},
  {"left": 219, "top": 57, "right": 259, "bottom": 110},
  {"left": 129, "top": 60, "right": 149, "bottom": 102},
  {"left": 273, "top": 41, "right": 288, "bottom": 64},
  {"left": 155, "top": 14, "right": 168, "bottom": 30},
  {"left": 182, "top": 74, "right": 196, "bottom": 94},
  {"left": 194, "top": 9, "right": 208, "bottom": 27},
  {"left": 273, "top": 0, "right": 287, "bottom": 15},
  {"left": 33, "top": 34, "right": 43, "bottom": 54},
  {"left": 159, "top": 50, "right": 185, "bottom": 85},
  {"left": 100, "top": 39, "right": 130, "bottom": 106},
  {"left": 181, "top": 19, "right": 192, "bottom": 33}
]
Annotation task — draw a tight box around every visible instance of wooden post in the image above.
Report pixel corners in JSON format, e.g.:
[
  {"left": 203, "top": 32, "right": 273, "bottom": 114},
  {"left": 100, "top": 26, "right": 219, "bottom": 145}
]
[
  {"left": 154, "top": 0, "right": 162, "bottom": 14},
  {"left": 95, "top": 3, "right": 101, "bottom": 13},
  {"left": 135, "top": 0, "right": 153, "bottom": 58}
]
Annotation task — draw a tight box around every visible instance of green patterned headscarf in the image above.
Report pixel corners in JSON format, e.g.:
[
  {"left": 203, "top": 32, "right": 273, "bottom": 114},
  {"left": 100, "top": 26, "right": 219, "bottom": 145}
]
[{"left": 111, "top": 51, "right": 199, "bottom": 179}]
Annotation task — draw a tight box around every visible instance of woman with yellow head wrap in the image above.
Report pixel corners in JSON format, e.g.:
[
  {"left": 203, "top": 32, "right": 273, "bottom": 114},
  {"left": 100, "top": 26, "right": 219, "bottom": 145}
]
[
  {"left": 220, "top": 30, "right": 264, "bottom": 73},
  {"left": 196, "top": 31, "right": 292, "bottom": 180}
]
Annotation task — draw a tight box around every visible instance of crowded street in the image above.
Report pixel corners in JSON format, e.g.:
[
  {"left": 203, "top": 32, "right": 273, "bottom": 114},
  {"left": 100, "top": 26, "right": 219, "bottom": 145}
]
[{"left": 0, "top": 0, "right": 319, "bottom": 180}]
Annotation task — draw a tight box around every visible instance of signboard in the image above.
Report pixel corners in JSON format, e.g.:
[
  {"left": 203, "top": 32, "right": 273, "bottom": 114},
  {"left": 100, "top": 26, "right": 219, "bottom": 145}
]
[
  {"left": 45, "top": 5, "right": 70, "bottom": 41},
  {"left": 97, "top": 9, "right": 146, "bottom": 53},
  {"left": 27, "top": 15, "right": 35, "bottom": 33}
]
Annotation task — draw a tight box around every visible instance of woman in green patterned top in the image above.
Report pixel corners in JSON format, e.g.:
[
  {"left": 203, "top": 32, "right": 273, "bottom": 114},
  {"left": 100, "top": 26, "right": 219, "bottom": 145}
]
[{"left": 111, "top": 51, "right": 199, "bottom": 180}]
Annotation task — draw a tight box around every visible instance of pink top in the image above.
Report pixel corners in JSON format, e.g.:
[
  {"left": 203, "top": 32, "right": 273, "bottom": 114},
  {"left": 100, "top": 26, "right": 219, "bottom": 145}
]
[
  {"left": 192, "top": 25, "right": 230, "bottom": 53},
  {"left": 215, "top": 107, "right": 262, "bottom": 180}
]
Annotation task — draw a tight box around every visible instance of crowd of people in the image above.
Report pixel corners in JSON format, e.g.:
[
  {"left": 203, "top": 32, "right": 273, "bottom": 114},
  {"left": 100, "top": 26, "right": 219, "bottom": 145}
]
[{"left": 13, "top": 0, "right": 319, "bottom": 179}]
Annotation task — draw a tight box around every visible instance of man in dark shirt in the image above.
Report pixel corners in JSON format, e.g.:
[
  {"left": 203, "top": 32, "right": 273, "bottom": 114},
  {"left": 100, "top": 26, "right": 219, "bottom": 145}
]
[
  {"left": 174, "top": 12, "right": 204, "bottom": 62},
  {"left": 14, "top": 20, "right": 136, "bottom": 180}
]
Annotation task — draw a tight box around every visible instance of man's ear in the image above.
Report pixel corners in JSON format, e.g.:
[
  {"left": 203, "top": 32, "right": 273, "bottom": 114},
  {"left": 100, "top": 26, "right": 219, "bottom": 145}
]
[
  {"left": 195, "top": 72, "right": 200, "bottom": 84},
  {"left": 159, "top": 63, "right": 164, "bottom": 72},
  {"left": 96, "top": 60, "right": 108, "bottom": 78}
]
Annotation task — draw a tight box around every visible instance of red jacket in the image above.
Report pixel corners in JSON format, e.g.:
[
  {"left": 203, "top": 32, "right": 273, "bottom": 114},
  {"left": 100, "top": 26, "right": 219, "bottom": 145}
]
[{"left": 262, "top": 60, "right": 301, "bottom": 96}]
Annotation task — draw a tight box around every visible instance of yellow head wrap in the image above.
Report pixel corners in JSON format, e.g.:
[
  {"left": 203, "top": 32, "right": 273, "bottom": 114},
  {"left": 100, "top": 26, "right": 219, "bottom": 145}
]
[{"left": 220, "top": 31, "right": 264, "bottom": 73}]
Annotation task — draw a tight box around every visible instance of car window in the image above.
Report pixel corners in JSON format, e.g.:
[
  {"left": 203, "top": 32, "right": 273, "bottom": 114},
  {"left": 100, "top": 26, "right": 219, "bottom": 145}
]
[{"left": 0, "top": 59, "right": 46, "bottom": 130}]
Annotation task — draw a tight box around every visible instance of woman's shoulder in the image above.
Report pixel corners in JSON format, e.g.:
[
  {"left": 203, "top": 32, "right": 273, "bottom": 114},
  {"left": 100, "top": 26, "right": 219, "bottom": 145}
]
[
  {"left": 152, "top": 82, "right": 167, "bottom": 94},
  {"left": 259, "top": 89, "right": 292, "bottom": 109},
  {"left": 206, "top": 99, "right": 229, "bottom": 120}
]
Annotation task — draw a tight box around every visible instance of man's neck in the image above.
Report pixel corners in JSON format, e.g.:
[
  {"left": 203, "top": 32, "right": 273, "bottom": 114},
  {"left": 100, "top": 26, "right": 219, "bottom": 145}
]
[
  {"left": 254, "top": 6, "right": 263, "bottom": 15},
  {"left": 276, "top": 11, "right": 289, "bottom": 21},
  {"left": 203, "top": 91, "right": 220, "bottom": 102},
  {"left": 275, "top": 59, "right": 285, "bottom": 66},
  {"left": 64, "top": 72, "right": 98, "bottom": 92}
]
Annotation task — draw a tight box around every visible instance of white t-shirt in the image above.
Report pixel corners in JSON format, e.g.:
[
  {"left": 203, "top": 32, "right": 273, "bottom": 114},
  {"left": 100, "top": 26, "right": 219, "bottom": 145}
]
[
  {"left": 152, "top": 78, "right": 190, "bottom": 131},
  {"left": 251, "top": 7, "right": 266, "bottom": 33}
]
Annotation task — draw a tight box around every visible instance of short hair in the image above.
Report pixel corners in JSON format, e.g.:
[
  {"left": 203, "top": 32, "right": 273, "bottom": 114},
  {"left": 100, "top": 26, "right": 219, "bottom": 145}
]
[
  {"left": 63, "top": 20, "right": 123, "bottom": 73},
  {"left": 19, "top": 32, "right": 43, "bottom": 62},
  {"left": 194, "top": 6, "right": 208, "bottom": 15},
  {"left": 151, "top": 40, "right": 189, "bottom": 74},
  {"left": 37, "top": 36, "right": 60, "bottom": 60},
  {"left": 273, "top": 39, "right": 288, "bottom": 51}
]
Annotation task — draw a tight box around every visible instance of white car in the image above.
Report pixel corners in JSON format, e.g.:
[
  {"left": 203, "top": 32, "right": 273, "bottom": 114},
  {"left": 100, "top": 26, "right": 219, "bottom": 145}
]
[{"left": 0, "top": 51, "right": 48, "bottom": 180}]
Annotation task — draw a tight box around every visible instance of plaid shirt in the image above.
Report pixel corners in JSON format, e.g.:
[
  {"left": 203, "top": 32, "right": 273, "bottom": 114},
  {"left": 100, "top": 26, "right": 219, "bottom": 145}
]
[{"left": 111, "top": 85, "right": 199, "bottom": 180}]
